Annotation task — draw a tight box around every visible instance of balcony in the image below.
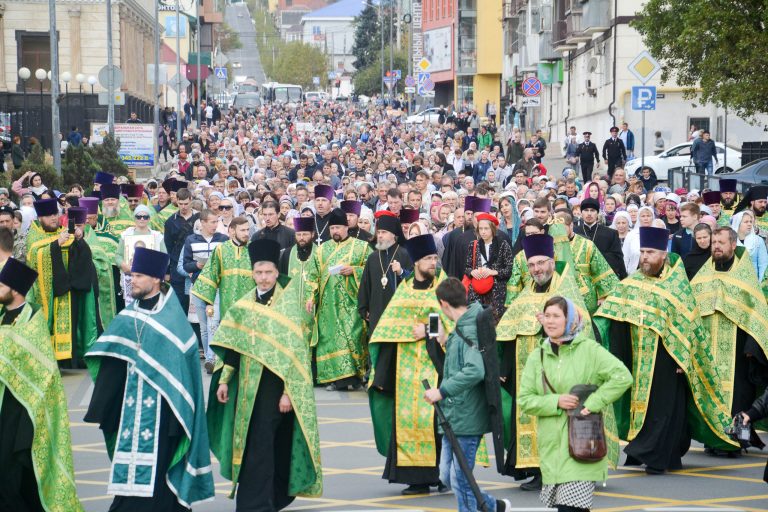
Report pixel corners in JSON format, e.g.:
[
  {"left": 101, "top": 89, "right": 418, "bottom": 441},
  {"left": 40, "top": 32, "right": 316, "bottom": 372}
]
[
  {"left": 565, "top": 13, "right": 592, "bottom": 44},
  {"left": 565, "top": 0, "right": 583, "bottom": 15},
  {"left": 512, "top": 0, "right": 528, "bottom": 13},
  {"left": 552, "top": 19, "right": 577, "bottom": 53},
  {"left": 582, "top": 0, "right": 611, "bottom": 35}
]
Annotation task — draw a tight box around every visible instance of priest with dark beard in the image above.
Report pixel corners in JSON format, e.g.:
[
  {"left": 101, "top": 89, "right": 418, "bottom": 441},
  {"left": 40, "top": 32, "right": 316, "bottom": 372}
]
[
  {"left": 718, "top": 178, "right": 740, "bottom": 226},
  {"left": 734, "top": 184, "right": 768, "bottom": 240},
  {"left": 279, "top": 216, "right": 315, "bottom": 288},
  {"left": 358, "top": 211, "right": 412, "bottom": 335},
  {"left": 342, "top": 200, "right": 373, "bottom": 242},
  {"left": 594, "top": 227, "right": 737, "bottom": 474},
  {"left": 574, "top": 198, "right": 627, "bottom": 279}
]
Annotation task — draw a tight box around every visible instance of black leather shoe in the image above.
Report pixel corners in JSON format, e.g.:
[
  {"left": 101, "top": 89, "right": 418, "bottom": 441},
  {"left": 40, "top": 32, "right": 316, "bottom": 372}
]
[
  {"left": 645, "top": 466, "right": 665, "bottom": 475},
  {"left": 435, "top": 481, "right": 449, "bottom": 493},
  {"left": 519, "top": 475, "right": 542, "bottom": 491},
  {"left": 401, "top": 484, "right": 430, "bottom": 495}
]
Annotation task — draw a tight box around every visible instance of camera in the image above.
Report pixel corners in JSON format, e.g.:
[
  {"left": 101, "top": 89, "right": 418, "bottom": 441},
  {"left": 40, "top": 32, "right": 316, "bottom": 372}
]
[{"left": 725, "top": 413, "right": 751, "bottom": 448}]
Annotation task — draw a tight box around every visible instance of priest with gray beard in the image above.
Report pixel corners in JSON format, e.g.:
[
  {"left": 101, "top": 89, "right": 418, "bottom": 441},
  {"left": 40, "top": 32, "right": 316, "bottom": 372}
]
[{"left": 358, "top": 211, "right": 413, "bottom": 335}]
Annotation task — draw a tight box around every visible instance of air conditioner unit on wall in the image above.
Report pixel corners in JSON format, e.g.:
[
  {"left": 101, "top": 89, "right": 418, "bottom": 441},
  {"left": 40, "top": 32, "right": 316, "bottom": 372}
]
[
  {"left": 585, "top": 79, "right": 597, "bottom": 97},
  {"left": 587, "top": 56, "right": 603, "bottom": 74}
]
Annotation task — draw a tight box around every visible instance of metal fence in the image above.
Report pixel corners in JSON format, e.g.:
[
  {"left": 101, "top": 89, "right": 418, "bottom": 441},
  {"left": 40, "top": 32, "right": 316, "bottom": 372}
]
[{"left": 668, "top": 167, "right": 753, "bottom": 194}]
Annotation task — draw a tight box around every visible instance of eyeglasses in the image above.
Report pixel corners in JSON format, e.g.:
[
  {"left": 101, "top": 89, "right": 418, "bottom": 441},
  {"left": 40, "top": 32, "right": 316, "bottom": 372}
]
[
  {"left": 135, "top": 214, "right": 150, "bottom": 220},
  {"left": 219, "top": 205, "right": 233, "bottom": 211}
]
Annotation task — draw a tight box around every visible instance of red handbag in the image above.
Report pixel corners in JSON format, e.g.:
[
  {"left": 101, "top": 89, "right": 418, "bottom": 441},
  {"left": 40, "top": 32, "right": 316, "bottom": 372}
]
[{"left": 462, "top": 241, "right": 494, "bottom": 295}]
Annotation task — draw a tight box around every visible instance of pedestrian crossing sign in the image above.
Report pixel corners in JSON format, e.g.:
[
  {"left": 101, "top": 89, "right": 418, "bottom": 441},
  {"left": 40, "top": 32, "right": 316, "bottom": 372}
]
[{"left": 214, "top": 67, "right": 227, "bottom": 80}]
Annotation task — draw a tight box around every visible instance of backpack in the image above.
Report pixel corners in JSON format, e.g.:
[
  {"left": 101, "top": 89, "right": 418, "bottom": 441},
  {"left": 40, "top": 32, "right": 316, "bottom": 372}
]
[{"left": 452, "top": 305, "right": 505, "bottom": 474}]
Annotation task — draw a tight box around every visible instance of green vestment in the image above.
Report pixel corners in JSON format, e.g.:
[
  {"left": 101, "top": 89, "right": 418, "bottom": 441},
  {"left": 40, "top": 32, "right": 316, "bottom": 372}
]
[
  {"left": 207, "top": 279, "right": 323, "bottom": 499},
  {"left": 691, "top": 247, "right": 768, "bottom": 414},
  {"left": 151, "top": 204, "right": 178, "bottom": 233},
  {"left": 570, "top": 234, "right": 619, "bottom": 314},
  {"left": 85, "top": 224, "right": 119, "bottom": 329},
  {"left": 594, "top": 254, "right": 738, "bottom": 451},
  {"left": 0, "top": 303, "right": 83, "bottom": 512},
  {"left": 191, "top": 240, "right": 253, "bottom": 319},
  {"left": 306, "top": 236, "right": 372, "bottom": 383},
  {"left": 26, "top": 221, "right": 99, "bottom": 360},
  {"left": 86, "top": 289, "right": 215, "bottom": 507},
  {"left": 368, "top": 271, "right": 454, "bottom": 465}
]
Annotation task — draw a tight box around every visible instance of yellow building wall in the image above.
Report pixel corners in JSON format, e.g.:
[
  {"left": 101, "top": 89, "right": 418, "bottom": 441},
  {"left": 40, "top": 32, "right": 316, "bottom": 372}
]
[
  {"left": 470, "top": 0, "right": 501, "bottom": 113},
  {"left": 473, "top": 74, "right": 500, "bottom": 117}
]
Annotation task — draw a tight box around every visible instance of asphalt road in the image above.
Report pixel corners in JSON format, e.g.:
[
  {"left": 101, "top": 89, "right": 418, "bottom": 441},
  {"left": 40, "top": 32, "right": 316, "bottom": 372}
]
[
  {"left": 63, "top": 368, "right": 768, "bottom": 512},
  {"left": 224, "top": 2, "right": 267, "bottom": 85}
]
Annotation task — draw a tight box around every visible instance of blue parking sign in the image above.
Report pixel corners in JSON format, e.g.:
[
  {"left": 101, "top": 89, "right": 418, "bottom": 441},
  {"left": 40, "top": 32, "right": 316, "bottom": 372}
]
[{"left": 631, "top": 86, "right": 656, "bottom": 111}]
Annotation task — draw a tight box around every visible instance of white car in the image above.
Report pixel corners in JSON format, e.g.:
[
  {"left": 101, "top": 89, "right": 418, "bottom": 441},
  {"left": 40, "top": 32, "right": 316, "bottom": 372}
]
[
  {"left": 624, "top": 142, "right": 741, "bottom": 181},
  {"left": 404, "top": 107, "right": 444, "bottom": 126}
]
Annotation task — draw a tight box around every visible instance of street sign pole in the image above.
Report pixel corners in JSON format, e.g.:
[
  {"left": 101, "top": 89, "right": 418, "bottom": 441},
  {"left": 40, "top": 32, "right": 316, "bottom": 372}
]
[
  {"left": 642, "top": 110, "right": 645, "bottom": 170},
  {"left": 175, "top": 0, "right": 182, "bottom": 138},
  {"left": 106, "top": 0, "right": 114, "bottom": 136},
  {"left": 48, "top": 0, "right": 61, "bottom": 173}
]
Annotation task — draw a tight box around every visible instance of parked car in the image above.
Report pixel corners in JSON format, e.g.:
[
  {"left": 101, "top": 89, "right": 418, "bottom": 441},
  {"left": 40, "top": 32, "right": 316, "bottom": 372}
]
[
  {"left": 624, "top": 141, "right": 740, "bottom": 181},
  {"left": 404, "top": 107, "right": 444, "bottom": 126},
  {"left": 718, "top": 158, "right": 768, "bottom": 186},
  {"left": 304, "top": 91, "right": 329, "bottom": 104},
  {"left": 233, "top": 93, "right": 262, "bottom": 110}
]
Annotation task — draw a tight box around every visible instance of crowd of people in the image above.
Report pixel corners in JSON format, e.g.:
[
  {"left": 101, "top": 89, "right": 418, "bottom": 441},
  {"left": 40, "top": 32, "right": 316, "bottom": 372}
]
[{"left": 1, "top": 98, "right": 768, "bottom": 512}]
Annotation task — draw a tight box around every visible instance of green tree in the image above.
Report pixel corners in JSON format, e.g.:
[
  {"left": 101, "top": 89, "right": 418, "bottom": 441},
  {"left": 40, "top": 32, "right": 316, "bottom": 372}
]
[
  {"left": 16, "top": 143, "right": 62, "bottom": 191},
  {"left": 633, "top": 0, "right": 768, "bottom": 119},
  {"left": 272, "top": 42, "right": 329, "bottom": 89},
  {"left": 352, "top": 46, "right": 407, "bottom": 96},
  {"left": 217, "top": 23, "right": 243, "bottom": 53},
  {"left": 61, "top": 144, "right": 100, "bottom": 188},
  {"left": 86, "top": 134, "right": 129, "bottom": 177},
  {"left": 351, "top": 5, "right": 381, "bottom": 70}
]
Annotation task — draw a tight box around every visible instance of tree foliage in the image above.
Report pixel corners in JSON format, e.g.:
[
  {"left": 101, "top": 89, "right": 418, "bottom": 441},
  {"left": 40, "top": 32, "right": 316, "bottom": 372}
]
[
  {"left": 633, "top": 0, "right": 768, "bottom": 119},
  {"left": 351, "top": 5, "right": 381, "bottom": 70},
  {"left": 61, "top": 144, "right": 100, "bottom": 188},
  {"left": 87, "top": 134, "right": 129, "bottom": 177},
  {"left": 16, "top": 144, "right": 62, "bottom": 190},
  {"left": 352, "top": 46, "right": 408, "bottom": 97},
  {"left": 271, "top": 42, "right": 329, "bottom": 89},
  {"left": 217, "top": 23, "right": 243, "bottom": 53}
]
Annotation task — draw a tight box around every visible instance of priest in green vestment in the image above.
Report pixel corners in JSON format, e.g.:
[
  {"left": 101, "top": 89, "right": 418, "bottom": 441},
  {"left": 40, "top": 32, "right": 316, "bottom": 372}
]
[
  {"left": 690, "top": 227, "right": 768, "bottom": 452},
  {"left": 191, "top": 216, "right": 253, "bottom": 320},
  {"left": 554, "top": 211, "right": 619, "bottom": 314},
  {"left": 0, "top": 258, "right": 83, "bottom": 512},
  {"left": 80, "top": 196, "right": 120, "bottom": 328},
  {"left": 84, "top": 248, "right": 215, "bottom": 511},
  {"left": 369, "top": 233, "right": 452, "bottom": 495},
  {"left": 208, "top": 239, "right": 322, "bottom": 510},
  {"left": 718, "top": 178, "right": 740, "bottom": 227},
  {"left": 734, "top": 184, "right": 768, "bottom": 239},
  {"left": 594, "top": 226, "right": 738, "bottom": 474},
  {"left": 278, "top": 216, "right": 315, "bottom": 295},
  {"left": 305, "top": 208, "right": 372, "bottom": 390},
  {"left": 97, "top": 183, "right": 135, "bottom": 238},
  {"left": 150, "top": 179, "right": 183, "bottom": 233},
  {"left": 505, "top": 219, "right": 547, "bottom": 306},
  {"left": 496, "top": 233, "right": 590, "bottom": 490},
  {"left": 26, "top": 199, "right": 99, "bottom": 364}
]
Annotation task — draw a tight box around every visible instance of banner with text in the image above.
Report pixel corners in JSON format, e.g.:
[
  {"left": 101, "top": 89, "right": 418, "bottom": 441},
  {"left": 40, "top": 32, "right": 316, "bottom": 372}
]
[{"left": 90, "top": 123, "right": 156, "bottom": 168}]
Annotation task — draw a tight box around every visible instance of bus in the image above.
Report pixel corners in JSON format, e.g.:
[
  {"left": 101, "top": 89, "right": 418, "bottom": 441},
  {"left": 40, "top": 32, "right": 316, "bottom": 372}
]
[{"left": 261, "top": 82, "right": 303, "bottom": 105}]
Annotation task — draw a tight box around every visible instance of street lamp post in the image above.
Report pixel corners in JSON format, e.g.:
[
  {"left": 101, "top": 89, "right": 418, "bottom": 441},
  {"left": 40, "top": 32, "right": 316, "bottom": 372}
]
[
  {"left": 35, "top": 68, "right": 47, "bottom": 147},
  {"left": 87, "top": 75, "right": 97, "bottom": 95},
  {"left": 18, "top": 67, "right": 30, "bottom": 146},
  {"left": 61, "top": 71, "right": 71, "bottom": 135}
]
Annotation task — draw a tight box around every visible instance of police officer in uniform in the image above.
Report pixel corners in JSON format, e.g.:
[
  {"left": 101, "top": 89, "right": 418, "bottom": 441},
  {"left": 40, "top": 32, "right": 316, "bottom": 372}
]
[
  {"left": 576, "top": 131, "right": 600, "bottom": 182},
  {"left": 602, "top": 126, "right": 627, "bottom": 179}
]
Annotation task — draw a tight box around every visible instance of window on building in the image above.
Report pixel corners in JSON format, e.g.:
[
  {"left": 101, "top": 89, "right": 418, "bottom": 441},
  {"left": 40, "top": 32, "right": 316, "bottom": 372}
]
[
  {"left": 286, "top": 0, "right": 292, "bottom": 5},
  {"left": 17, "top": 32, "right": 51, "bottom": 92}
]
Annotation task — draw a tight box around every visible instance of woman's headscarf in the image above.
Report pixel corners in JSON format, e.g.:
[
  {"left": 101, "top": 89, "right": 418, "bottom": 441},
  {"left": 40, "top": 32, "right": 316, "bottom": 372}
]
[
  {"left": 545, "top": 297, "right": 584, "bottom": 344},
  {"left": 633, "top": 206, "right": 656, "bottom": 231},
  {"left": 497, "top": 193, "right": 521, "bottom": 245},
  {"left": 582, "top": 180, "right": 605, "bottom": 207},
  {"left": 730, "top": 211, "right": 753, "bottom": 237},
  {"left": 610, "top": 211, "right": 632, "bottom": 232},
  {"left": 683, "top": 223, "right": 712, "bottom": 279}
]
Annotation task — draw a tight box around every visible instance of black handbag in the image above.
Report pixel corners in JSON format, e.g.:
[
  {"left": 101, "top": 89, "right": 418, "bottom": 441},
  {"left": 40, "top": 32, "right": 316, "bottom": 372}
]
[{"left": 540, "top": 349, "right": 607, "bottom": 463}]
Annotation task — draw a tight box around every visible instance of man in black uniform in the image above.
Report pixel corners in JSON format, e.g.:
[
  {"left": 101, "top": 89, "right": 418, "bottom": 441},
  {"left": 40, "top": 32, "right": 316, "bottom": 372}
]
[
  {"left": 358, "top": 212, "right": 412, "bottom": 335},
  {"left": 602, "top": 126, "right": 627, "bottom": 179},
  {"left": 577, "top": 131, "right": 600, "bottom": 182},
  {"left": 252, "top": 201, "right": 295, "bottom": 251},
  {"left": 574, "top": 198, "right": 627, "bottom": 279}
]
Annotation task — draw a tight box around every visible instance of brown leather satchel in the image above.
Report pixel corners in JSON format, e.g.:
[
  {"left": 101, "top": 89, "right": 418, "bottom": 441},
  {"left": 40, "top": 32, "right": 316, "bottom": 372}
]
[{"left": 540, "top": 349, "right": 607, "bottom": 463}]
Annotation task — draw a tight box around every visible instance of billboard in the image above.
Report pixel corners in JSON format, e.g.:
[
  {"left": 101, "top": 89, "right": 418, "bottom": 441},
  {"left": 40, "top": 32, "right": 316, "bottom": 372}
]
[
  {"left": 90, "top": 123, "right": 155, "bottom": 168},
  {"left": 423, "top": 26, "right": 452, "bottom": 73}
]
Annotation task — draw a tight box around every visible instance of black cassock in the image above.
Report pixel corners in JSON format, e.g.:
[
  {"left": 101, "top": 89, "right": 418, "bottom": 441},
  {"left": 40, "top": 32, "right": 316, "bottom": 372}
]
[
  {"left": 349, "top": 227, "right": 373, "bottom": 243},
  {"left": 0, "top": 306, "right": 44, "bottom": 512},
  {"left": 358, "top": 244, "right": 413, "bottom": 334},
  {"left": 84, "top": 294, "right": 188, "bottom": 512},
  {"left": 573, "top": 223, "right": 627, "bottom": 279},
  {"left": 314, "top": 213, "right": 332, "bottom": 245},
  {"left": 372, "top": 277, "right": 445, "bottom": 486},
  {"left": 609, "top": 321, "right": 690, "bottom": 471}
]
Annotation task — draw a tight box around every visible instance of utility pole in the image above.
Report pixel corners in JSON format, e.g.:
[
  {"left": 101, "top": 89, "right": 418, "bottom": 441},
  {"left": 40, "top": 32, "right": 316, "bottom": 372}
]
[
  {"left": 106, "top": 0, "right": 114, "bottom": 135},
  {"left": 379, "top": 0, "right": 384, "bottom": 100},
  {"left": 389, "top": 2, "right": 394, "bottom": 104},
  {"left": 175, "top": 0, "right": 182, "bottom": 138},
  {"left": 153, "top": 0, "right": 159, "bottom": 146},
  {"left": 196, "top": 0, "right": 201, "bottom": 128},
  {"left": 49, "top": 0, "right": 61, "bottom": 173}
]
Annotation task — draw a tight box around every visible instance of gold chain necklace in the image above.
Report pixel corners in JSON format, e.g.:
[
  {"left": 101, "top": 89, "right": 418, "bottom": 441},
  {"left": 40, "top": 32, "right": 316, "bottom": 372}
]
[{"left": 378, "top": 244, "right": 399, "bottom": 289}]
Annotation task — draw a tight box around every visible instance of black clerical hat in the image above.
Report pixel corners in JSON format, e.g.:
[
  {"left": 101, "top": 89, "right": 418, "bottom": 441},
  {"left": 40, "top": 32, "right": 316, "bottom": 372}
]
[
  {"left": 94, "top": 171, "right": 115, "bottom": 185},
  {"left": 248, "top": 239, "right": 280, "bottom": 267},
  {"left": 522, "top": 234, "right": 555, "bottom": 260},
  {"left": 702, "top": 191, "right": 721, "bottom": 205},
  {"left": 639, "top": 226, "right": 669, "bottom": 251},
  {"left": 328, "top": 208, "right": 348, "bottom": 227},
  {"left": 0, "top": 258, "right": 38, "bottom": 297},
  {"left": 580, "top": 197, "right": 600, "bottom": 212},
  {"left": 121, "top": 183, "right": 144, "bottom": 198},
  {"left": 399, "top": 208, "right": 420, "bottom": 224},
  {"left": 170, "top": 180, "right": 188, "bottom": 193},
  {"left": 33, "top": 198, "right": 58, "bottom": 217},
  {"left": 100, "top": 183, "right": 121, "bottom": 199},
  {"left": 131, "top": 247, "right": 169, "bottom": 280},
  {"left": 405, "top": 234, "right": 437, "bottom": 263},
  {"left": 719, "top": 179, "right": 737, "bottom": 193},
  {"left": 161, "top": 178, "right": 177, "bottom": 194}
]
